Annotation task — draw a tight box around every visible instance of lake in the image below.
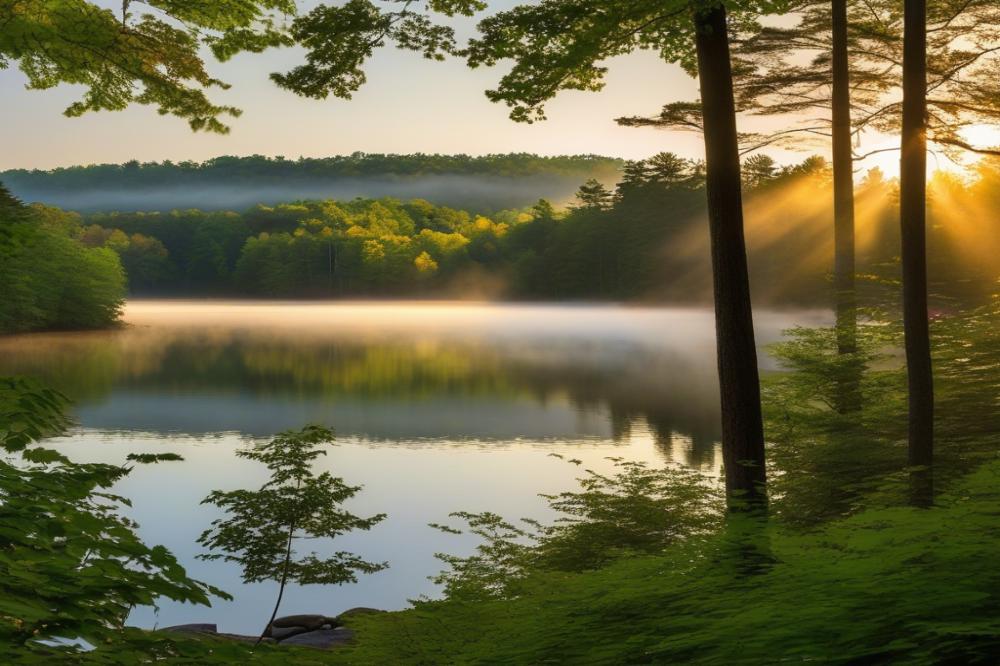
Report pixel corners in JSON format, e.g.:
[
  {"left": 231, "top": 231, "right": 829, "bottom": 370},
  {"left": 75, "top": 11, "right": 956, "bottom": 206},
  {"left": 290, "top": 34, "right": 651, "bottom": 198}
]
[{"left": 0, "top": 300, "right": 829, "bottom": 634}]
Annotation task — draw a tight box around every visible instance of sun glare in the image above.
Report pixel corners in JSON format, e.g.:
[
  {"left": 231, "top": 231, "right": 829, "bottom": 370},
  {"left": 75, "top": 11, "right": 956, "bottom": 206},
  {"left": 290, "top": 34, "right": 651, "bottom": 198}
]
[
  {"left": 853, "top": 123, "right": 1000, "bottom": 181},
  {"left": 960, "top": 124, "right": 1000, "bottom": 152},
  {"left": 856, "top": 137, "right": 902, "bottom": 180}
]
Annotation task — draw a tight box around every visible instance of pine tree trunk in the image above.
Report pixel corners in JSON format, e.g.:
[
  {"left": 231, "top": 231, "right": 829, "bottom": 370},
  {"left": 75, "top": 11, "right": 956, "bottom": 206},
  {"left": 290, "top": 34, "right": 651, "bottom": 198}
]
[
  {"left": 831, "top": 0, "right": 861, "bottom": 413},
  {"left": 901, "top": 0, "right": 934, "bottom": 504},
  {"left": 693, "top": 5, "right": 767, "bottom": 507}
]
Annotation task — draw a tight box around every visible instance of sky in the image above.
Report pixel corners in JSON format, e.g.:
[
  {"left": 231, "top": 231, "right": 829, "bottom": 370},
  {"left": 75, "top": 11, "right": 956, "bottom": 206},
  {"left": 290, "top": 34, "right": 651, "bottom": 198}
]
[{"left": 0, "top": 24, "right": 713, "bottom": 171}]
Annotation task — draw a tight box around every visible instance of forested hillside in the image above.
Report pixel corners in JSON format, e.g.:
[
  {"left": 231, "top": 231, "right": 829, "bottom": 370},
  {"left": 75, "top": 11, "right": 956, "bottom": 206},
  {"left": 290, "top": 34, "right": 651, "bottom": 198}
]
[
  {"left": 0, "top": 154, "right": 623, "bottom": 213},
  {"left": 4, "top": 149, "right": 999, "bottom": 316},
  {"left": 72, "top": 153, "right": 1000, "bottom": 305}
]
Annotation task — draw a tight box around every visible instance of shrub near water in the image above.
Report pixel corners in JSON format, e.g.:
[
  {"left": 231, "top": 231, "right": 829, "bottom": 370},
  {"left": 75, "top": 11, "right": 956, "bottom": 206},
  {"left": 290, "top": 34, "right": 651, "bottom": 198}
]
[
  {"left": 0, "top": 378, "right": 228, "bottom": 661},
  {"left": 329, "top": 462, "right": 1000, "bottom": 664},
  {"left": 0, "top": 381, "right": 355, "bottom": 664},
  {"left": 198, "top": 426, "right": 388, "bottom": 644},
  {"left": 427, "top": 457, "right": 722, "bottom": 603}
]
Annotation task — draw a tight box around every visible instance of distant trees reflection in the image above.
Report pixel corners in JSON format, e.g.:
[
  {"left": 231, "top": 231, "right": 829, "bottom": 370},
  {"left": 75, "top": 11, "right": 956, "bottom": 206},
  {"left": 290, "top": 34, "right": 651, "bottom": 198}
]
[{"left": 0, "top": 325, "right": 725, "bottom": 467}]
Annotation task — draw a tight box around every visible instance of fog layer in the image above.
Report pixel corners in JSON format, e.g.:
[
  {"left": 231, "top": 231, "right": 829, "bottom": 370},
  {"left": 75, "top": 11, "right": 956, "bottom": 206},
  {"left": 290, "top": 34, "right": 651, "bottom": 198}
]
[{"left": 3, "top": 174, "right": 589, "bottom": 213}]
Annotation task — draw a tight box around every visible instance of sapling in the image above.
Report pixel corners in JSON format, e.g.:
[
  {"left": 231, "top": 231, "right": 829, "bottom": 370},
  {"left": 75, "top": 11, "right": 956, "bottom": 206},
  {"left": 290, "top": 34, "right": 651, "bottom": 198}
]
[{"left": 197, "top": 425, "right": 387, "bottom": 644}]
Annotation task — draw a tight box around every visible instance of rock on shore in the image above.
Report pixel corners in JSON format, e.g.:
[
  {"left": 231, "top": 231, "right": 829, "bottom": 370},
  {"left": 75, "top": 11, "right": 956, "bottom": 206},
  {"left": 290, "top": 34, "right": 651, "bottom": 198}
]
[{"left": 161, "top": 608, "right": 385, "bottom": 650}]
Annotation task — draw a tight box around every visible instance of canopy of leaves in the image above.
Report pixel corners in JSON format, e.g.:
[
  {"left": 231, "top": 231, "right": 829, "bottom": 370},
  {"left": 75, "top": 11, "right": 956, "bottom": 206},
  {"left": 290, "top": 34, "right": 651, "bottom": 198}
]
[
  {"left": 275, "top": 1, "right": 789, "bottom": 122},
  {"left": 736, "top": 0, "right": 1000, "bottom": 158},
  {"left": 0, "top": 0, "right": 295, "bottom": 131},
  {"left": 273, "top": 0, "right": 476, "bottom": 99},
  {"left": 620, "top": 1, "right": 1000, "bottom": 160}
]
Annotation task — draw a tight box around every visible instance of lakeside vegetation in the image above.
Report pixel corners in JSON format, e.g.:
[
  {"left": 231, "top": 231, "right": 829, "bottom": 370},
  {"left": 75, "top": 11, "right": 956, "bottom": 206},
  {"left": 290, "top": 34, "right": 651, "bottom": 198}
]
[
  {"left": 5, "top": 301, "right": 1000, "bottom": 663},
  {"left": 3, "top": 152, "right": 995, "bottom": 307},
  {"left": 325, "top": 305, "right": 1000, "bottom": 664}
]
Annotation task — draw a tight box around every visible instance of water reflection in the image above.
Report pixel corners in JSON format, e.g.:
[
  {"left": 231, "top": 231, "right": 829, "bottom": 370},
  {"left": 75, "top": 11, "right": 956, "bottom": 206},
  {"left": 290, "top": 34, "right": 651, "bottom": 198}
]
[
  {"left": 0, "top": 301, "right": 828, "bottom": 631},
  {"left": 0, "top": 301, "right": 828, "bottom": 469}
]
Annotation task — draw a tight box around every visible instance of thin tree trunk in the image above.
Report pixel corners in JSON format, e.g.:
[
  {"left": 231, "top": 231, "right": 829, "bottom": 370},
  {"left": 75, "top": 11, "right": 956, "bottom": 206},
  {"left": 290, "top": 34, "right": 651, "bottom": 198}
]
[
  {"left": 257, "top": 518, "right": 297, "bottom": 646},
  {"left": 901, "top": 0, "right": 934, "bottom": 505},
  {"left": 693, "top": 5, "right": 767, "bottom": 507},
  {"left": 832, "top": 0, "right": 861, "bottom": 413}
]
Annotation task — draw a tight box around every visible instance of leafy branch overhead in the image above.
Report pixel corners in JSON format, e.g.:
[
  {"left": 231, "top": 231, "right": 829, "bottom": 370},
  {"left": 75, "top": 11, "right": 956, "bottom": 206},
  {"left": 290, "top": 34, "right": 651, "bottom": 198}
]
[
  {"left": 273, "top": 1, "right": 790, "bottom": 122},
  {"left": 616, "top": 1, "right": 1000, "bottom": 161},
  {"left": 734, "top": 0, "right": 1000, "bottom": 159},
  {"left": 0, "top": 0, "right": 296, "bottom": 132},
  {"left": 271, "top": 0, "right": 484, "bottom": 99}
]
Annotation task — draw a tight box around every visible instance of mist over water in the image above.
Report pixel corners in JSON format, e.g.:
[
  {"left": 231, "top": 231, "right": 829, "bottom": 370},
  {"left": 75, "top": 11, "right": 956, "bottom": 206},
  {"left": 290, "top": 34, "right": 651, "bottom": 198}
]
[
  {"left": 0, "top": 301, "right": 829, "bottom": 633},
  {"left": 0, "top": 301, "right": 827, "bottom": 440},
  {"left": 3, "top": 174, "right": 586, "bottom": 213}
]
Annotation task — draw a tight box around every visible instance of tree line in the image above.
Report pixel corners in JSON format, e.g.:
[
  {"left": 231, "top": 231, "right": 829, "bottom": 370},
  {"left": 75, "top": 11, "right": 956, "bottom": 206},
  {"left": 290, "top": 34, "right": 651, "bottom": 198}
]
[
  {"left": 1, "top": 153, "right": 623, "bottom": 187},
  {"left": 0, "top": 153, "right": 624, "bottom": 213},
  {"left": 72, "top": 153, "right": 1000, "bottom": 307}
]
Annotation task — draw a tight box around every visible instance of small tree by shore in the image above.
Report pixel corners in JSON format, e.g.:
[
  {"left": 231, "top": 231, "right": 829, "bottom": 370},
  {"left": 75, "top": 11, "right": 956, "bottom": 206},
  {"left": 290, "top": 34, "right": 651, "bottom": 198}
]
[{"left": 197, "top": 425, "right": 387, "bottom": 645}]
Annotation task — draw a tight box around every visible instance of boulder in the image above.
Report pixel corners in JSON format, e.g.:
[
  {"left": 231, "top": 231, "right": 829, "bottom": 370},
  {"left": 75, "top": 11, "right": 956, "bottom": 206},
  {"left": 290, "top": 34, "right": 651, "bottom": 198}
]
[
  {"left": 265, "top": 614, "right": 338, "bottom": 639},
  {"left": 280, "top": 627, "right": 355, "bottom": 649},
  {"left": 270, "top": 614, "right": 337, "bottom": 630},
  {"left": 162, "top": 609, "right": 371, "bottom": 649},
  {"left": 269, "top": 625, "right": 311, "bottom": 640},
  {"left": 216, "top": 632, "right": 276, "bottom": 644}
]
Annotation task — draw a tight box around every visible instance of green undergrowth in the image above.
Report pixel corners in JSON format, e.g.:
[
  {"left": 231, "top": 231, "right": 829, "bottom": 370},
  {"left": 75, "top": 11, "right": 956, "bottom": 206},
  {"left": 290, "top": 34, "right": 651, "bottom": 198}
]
[
  {"left": 321, "top": 302, "right": 1000, "bottom": 664},
  {"left": 328, "top": 459, "right": 1000, "bottom": 664}
]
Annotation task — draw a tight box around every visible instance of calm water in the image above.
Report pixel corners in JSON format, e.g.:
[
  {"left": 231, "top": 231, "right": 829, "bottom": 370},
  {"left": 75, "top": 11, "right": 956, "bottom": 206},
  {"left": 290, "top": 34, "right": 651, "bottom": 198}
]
[{"left": 0, "top": 301, "right": 828, "bottom": 634}]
